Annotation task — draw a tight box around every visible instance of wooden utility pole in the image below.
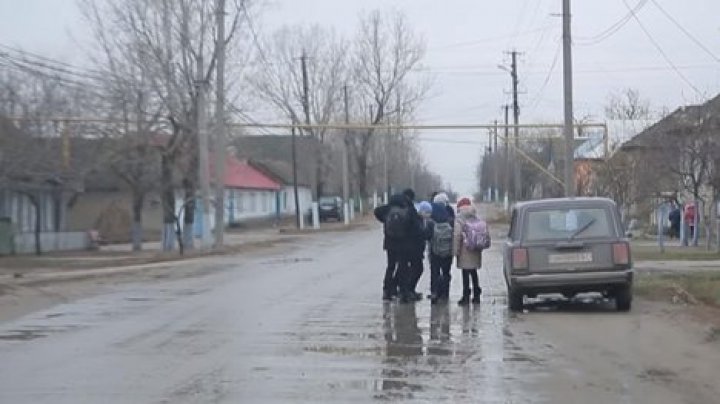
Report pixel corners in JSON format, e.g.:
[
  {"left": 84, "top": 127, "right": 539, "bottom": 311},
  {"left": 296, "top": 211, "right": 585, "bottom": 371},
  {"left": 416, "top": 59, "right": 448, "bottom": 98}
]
[{"left": 503, "top": 105, "right": 511, "bottom": 206}]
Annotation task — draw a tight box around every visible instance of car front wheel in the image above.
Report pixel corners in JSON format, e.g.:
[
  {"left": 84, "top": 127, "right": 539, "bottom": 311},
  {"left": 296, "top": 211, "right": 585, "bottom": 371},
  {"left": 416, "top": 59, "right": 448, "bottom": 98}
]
[
  {"left": 508, "top": 287, "right": 524, "bottom": 312},
  {"left": 615, "top": 286, "right": 632, "bottom": 312}
]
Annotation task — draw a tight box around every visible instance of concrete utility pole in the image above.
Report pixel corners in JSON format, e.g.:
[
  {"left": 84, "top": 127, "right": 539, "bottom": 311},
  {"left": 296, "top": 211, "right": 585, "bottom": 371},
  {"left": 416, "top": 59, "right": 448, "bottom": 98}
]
[
  {"left": 510, "top": 51, "right": 521, "bottom": 202},
  {"left": 503, "top": 105, "right": 510, "bottom": 208},
  {"left": 196, "top": 54, "right": 212, "bottom": 248},
  {"left": 300, "top": 52, "right": 319, "bottom": 202},
  {"left": 342, "top": 85, "right": 351, "bottom": 225},
  {"left": 291, "top": 124, "right": 301, "bottom": 229},
  {"left": 563, "top": 0, "right": 576, "bottom": 197},
  {"left": 213, "top": 0, "right": 226, "bottom": 248},
  {"left": 493, "top": 119, "right": 499, "bottom": 202}
]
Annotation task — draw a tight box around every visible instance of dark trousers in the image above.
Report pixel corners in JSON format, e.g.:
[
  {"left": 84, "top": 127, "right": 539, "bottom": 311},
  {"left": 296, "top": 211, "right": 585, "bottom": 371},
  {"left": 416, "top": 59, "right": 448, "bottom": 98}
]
[
  {"left": 461, "top": 269, "right": 480, "bottom": 295},
  {"left": 430, "top": 254, "right": 453, "bottom": 298},
  {"left": 385, "top": 249, "right": 412, "bottom": 296},
  {"left": 409, "top": 252, "right": 424, "bottom": 293}
]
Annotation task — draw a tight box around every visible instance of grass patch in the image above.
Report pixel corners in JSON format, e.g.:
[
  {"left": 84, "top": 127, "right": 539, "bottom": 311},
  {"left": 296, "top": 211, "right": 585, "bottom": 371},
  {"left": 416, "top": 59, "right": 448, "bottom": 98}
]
[
  {"left": 632, "top": 244, "right": 720, "bottom": 261},
  {"left": 635, "top": 271, "right": 720, "bottom": 307}
]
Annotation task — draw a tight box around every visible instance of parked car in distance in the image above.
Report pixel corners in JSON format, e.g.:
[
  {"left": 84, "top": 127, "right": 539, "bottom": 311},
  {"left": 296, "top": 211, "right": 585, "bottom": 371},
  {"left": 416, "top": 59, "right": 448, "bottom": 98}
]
[
  {"left": 503, "top": 197, "right": 633, "bottom": 312},
  {"left": 318, "top": 196, "right": 344, "bottom": 222}
]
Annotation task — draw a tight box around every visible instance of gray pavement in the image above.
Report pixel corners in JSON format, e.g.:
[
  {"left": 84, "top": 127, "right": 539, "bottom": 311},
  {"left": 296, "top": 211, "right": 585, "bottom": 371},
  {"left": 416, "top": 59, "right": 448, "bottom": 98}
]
[{"left": 1, "top": 227, "right": 719, "bottom": 403}]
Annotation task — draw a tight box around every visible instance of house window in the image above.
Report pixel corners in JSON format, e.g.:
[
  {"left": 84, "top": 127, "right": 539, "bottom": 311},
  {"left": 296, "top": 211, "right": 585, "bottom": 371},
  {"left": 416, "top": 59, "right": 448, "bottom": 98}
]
[{"left": 249, "top": 192, "right": 256, "bottom": 212}]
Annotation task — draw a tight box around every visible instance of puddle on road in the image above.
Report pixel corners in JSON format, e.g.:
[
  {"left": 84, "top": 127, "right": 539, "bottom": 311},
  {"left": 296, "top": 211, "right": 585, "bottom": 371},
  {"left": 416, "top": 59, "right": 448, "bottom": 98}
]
[
  {"left": 286, "top": 292, "right": 546, "bottom": 402},
  {"left": 0, "top": 329, "right": 47, "bottom": 341}
]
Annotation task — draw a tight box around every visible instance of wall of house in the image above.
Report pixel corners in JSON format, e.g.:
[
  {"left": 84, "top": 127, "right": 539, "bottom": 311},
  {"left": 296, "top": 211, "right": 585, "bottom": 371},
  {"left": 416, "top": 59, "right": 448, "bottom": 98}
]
[
  {"left": 0, "top": 190, "right": 58, "bottom": 233},
  {"left": 66, "top": 191, "right": 164, "bottom": 242},
  {"left": 280, "top": 186, "right": 313, "bottom": 215}
]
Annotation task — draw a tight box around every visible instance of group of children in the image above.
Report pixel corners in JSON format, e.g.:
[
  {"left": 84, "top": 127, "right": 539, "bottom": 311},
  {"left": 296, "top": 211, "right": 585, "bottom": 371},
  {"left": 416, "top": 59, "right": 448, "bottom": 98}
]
[{"left": 374, "top": 189, "right": 491, "bottom": 306}]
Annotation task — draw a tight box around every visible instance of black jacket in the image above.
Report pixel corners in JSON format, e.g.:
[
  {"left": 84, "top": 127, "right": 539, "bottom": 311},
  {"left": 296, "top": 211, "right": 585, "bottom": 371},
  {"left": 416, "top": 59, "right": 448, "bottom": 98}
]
[{"left": 374, "top": 194, "right": 422, "bottom": 252}]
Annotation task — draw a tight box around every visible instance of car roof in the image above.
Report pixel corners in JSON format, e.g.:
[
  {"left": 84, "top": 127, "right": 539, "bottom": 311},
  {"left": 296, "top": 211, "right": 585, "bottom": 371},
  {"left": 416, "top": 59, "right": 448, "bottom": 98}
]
[{"left": 513, "top": 197, "right": 617, "bottom": 211}]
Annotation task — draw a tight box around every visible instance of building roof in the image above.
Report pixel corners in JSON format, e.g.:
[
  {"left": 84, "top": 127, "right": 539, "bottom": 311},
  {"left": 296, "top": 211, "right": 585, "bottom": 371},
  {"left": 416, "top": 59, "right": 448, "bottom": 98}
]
[
  {"left": 212, "top": 156, "right": 281, "bottom": 191},
  {"left": 248, "top": 159, "right": 311, "bottom": 187},
  {"left": 620, "top": 93, "right": 720, "bottom": 151},
  {"left": 574, "top": 134, "right": 605, "bottom": 160},
  {"left": 233, "top": 135, "right": 318, "bottom": 187}
]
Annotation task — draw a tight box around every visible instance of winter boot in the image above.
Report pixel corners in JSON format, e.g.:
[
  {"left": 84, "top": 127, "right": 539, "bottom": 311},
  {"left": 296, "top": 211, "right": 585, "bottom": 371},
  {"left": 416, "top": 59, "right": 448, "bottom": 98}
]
[
  {"left": 457, "top": 289, "right": 471, "bottom": 306},
  {"left": 472, "top": 287, "right": 482, "bottom": 304}
]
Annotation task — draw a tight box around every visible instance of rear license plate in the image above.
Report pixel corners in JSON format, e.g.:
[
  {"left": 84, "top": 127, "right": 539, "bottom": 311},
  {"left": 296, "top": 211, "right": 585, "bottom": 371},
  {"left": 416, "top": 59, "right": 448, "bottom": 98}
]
[{"left": 548, "top": 252, "right": 593, "bottom": 264}]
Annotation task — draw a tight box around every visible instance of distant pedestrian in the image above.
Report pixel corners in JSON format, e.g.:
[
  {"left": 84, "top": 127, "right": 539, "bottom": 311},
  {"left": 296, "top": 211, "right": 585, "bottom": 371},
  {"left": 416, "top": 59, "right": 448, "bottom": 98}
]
[
  {"left": 684, "top": 202, "right": 696, "bottom": 239},
  {"left": 669, "top": 203, "right": 681, "bottom": 239},
  {"left": 374, "top": 194, "right": 418, "bottom": 302},
  {"left": 427, "top": 198, "right": 454, "bottom": 304},
  {"left": 453, "top": 197, "right": 491, "bottom": 306}
]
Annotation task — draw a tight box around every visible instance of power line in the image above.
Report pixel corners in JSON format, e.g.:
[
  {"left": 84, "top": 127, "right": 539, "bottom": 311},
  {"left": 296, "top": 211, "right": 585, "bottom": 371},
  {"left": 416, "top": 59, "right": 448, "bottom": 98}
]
[
  {"left": 527, "top": 39, "right": 562, "bottom": 113},
  {"left": 427, "top": 25, "right": 555, "bottom": 52},
  {"left": 649, "top": 0, "right": 720, "bottom": 63},
  {"left": 0, "top": 43, "right": 104, "bottom": 77},
  {"left": 621, "top": 0, "right": 703, "bottom": 96},
  {"left": 575, "top": 0, "right": 649, "bottom": 45}
]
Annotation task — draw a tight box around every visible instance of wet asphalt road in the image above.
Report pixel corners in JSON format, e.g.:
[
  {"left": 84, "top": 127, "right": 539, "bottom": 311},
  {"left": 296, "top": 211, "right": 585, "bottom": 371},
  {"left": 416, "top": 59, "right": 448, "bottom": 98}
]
[{"left": 1, "top": 227, "right": 719, "bottom": 403}]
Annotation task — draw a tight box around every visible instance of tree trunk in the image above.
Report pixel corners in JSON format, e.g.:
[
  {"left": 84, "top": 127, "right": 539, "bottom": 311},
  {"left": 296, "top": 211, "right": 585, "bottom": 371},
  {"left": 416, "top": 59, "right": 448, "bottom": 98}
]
[
  {"left": 30, "top": 194, "right": 41, "bottom": 256},
  {"left": 131, "top": 191, "right": 144, "bottom": 252},
  {"left": 182, "top": 178, "right": 196, "bottom": 250},
  {"left": 356, "top": 153, "right": 369, "bottom": 200},
  {"left": 161, "top": 154, "right": 176, "bottom": 251}
]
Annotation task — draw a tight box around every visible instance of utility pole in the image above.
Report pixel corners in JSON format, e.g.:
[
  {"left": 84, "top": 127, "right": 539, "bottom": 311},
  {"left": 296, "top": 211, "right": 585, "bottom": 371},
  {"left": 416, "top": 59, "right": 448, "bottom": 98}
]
[
  {"left": 300, "top": 52, "right": 319, "bottom": 200},
  {"left": 291, "top": 124, "right": 300, "bottom": 229},
  {"left": 503, "top": 105, "right": 510, "bottom": 208},
  {"left": 563, "top": 0, "right": 575, "bottom": 197},
  {"left": 213, "top": 0, "right": 226, "bottom": 248},
  {"left": 196, "top": 54, "right": 212, "bottom": 249},
  {"left": 342, "top": 85, "right": 351, "bottom": 225},
  {"left": 511, "top": 50, "right": 521, "bottom": 202},
  {"left": 493, "top": 119, "right": 499, "bottom": 202}
]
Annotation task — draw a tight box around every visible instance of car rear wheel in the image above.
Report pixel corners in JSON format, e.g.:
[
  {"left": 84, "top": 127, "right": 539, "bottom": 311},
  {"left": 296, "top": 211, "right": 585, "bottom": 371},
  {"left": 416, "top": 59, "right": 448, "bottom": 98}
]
[
  {"left": 615, "top": 286, "right": 632, "bottom": 312},
  {"left": 508, "top": 287, "right": 524, "bottom": 312}
]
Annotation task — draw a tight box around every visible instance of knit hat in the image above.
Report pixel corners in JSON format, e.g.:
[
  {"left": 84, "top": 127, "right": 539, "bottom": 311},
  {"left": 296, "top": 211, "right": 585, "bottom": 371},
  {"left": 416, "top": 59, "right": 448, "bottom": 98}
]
[
  {"left": 432, "top": 192, "right": 449, "bottom": 205},
  {"left": 457, "top": 197, "right": 472, "bottom": 208},
  {"left": 418, "top": 201, "right": 433, "bottom": 215}
]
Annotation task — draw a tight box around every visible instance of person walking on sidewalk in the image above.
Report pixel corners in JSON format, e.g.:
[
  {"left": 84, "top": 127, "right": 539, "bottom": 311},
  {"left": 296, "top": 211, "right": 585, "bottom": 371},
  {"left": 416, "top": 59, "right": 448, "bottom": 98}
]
[
  {"left": 428, "top": 198, "right": 454, "bottom": 304},
  {"left": 453, "top": 197, "right": 491, "bottom": 306}
]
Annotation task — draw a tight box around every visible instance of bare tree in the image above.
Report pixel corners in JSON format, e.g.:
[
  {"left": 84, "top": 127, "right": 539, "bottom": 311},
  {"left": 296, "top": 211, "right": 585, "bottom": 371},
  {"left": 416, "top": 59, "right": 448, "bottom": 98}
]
[
  {"left": 82, "top": 0, "right": 250, "bottom": 251},
  {"left": 605, "top": 88, "right": 652, "bottom": 121},
  {"left": 250, "top": 24, "right": 347, "bottom": 198},
  {"left": 347, "top": 10, "right": 428, "bottom": 198}
]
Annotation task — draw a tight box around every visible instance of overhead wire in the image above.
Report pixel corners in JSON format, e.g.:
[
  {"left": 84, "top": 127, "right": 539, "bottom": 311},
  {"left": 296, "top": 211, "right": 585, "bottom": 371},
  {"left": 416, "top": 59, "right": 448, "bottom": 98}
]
[
  {"left": 575, "top": 0, "right": 649, "bottom": 45},
  {"left": 649, "top": 0, "right": 720, "bottom": 63},
  {"left": 621, "top": 0, "right": 703, "bottom": 96},
  {"left": 527, "top": 38, "right": 562, "bottom": 113}
]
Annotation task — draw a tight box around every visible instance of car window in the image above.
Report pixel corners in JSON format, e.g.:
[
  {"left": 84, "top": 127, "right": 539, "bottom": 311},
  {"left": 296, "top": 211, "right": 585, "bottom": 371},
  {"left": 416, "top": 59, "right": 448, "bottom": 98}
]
[
  {"left": 319, "top": 197, "right": 336, "bottom": 205},
  {"left": 508, "top": 209, "right": 517, "bottom": 240},
  {"left": 523, "top": 207, "right": 614, "bottom": 241}
]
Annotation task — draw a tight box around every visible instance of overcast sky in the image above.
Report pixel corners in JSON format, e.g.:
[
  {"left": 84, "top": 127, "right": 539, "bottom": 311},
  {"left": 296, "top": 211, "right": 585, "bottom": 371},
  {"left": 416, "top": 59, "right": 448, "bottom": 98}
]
[{"left": 1, "top": 0, "right": 719, "bottom": 196}]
